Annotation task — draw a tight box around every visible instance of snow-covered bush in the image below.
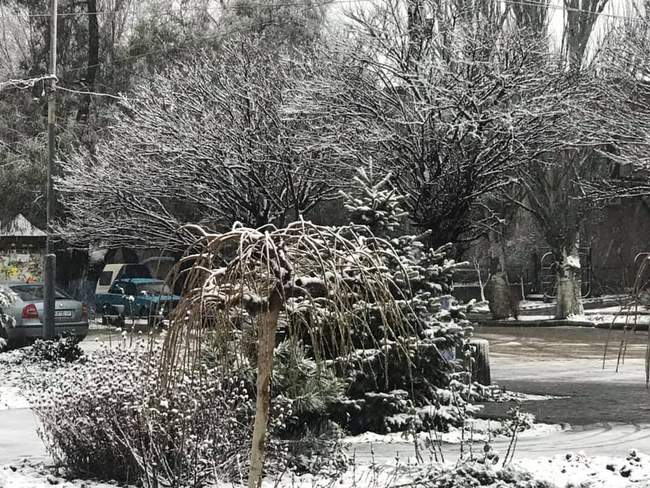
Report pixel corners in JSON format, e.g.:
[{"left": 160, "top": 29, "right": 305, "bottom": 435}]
[
  {"left": 27, "top": 344, "right": 290, "bottom": 486},
  {"left": 28, "top": 339, "right": 344, "bottom": 486},
  {"left": 202, "top": 338, "right": 347, "bottom": 475},
  {"left": 30, "top": 336, "right": 84, "bottom": 363},
  {"left": 0, "top": 287, "right": 15, "bottom": 349},
  {"left": 302, "top": 170, "right": 477, "bottom": 434}
]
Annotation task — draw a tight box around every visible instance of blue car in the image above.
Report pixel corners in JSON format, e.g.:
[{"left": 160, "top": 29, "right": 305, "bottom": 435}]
[{"left": 95, "top": 278, "right": 180, "bottom": 325}]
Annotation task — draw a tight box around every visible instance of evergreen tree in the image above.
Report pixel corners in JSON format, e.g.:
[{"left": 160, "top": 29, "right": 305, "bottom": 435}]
[
  {"left": 312, "top": 170, "right": 479, "bottom": 434},
  {"left": 340, "top": 168, "right": 407, "bottom": 236}
]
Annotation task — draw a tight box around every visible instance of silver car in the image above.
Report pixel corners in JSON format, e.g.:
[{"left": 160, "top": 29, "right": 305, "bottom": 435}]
[{"left": 0, "top": 282, "right": 89, "bottom": 344}]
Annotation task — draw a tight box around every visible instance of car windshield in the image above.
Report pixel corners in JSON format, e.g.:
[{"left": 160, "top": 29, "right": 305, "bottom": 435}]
[
  {"left": 136, "top": 282, "right": 172, "bottom": 296},
  {"left": 9, "top": 285, "right": 71, "bottom": 301},
  {"left": 118, "top": 265, "right": 152, "bottom": 280}
]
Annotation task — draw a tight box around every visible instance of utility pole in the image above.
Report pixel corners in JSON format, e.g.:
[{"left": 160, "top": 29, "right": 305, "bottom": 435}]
[{"left": 43, "top": 0, "right": 58, "bottom": 340}]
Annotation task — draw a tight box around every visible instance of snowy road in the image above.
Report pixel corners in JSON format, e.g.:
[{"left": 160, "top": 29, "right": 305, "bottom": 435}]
[{"left": 347, "top": 325, "right": 650, "bottom": 463}]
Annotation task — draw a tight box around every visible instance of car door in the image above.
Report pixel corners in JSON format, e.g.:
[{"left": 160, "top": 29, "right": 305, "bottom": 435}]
[{"left": 122, "top": 283, "right": 138, "bottom": 316}]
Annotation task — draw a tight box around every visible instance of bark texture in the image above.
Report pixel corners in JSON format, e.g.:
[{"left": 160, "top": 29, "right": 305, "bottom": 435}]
[
  {"left": 248, "top": 292, "right": 282, "bottom": 488},
  {"left": 77, "top": 0, "right": 99, "bottom": 122},
  {"left": 470, "top": 338, "right": 491, "bottom": 386},
  {"left": 486, "top": 271, "right": 518, "bottom": 320},
  {"left": 555, "top": 245, "right": 584, "bottom": 319}
]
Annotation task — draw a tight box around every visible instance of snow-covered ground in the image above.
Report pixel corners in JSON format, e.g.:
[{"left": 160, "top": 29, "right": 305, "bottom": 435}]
[
  {"left": 2, "top": 325, "right": 650, "bottom": 487},
  {"left": 3, "top": 452, "right": 650, "bottom": 487},
  {"left": 0, "top": 386, "right": 28, "bottom": 410},
  {"left": 340, "top": 419, "right": 567, "bottom": 445}
]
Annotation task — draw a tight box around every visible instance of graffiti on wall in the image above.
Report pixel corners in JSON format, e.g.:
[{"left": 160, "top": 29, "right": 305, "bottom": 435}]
[{"left": 0, "top": 252, "right": 43, "bottom": 282}]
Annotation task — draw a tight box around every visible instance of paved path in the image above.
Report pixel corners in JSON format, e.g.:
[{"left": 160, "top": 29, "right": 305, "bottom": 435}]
[{"left": 0, "top": 409, "right": 45, "bottom": 465}]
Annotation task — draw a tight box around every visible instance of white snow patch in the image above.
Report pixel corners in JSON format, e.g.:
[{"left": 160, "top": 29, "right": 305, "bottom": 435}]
[
  {"left": 0, "top": 387, "right": 29, "bottom": 410},
  {"left": 0, "top": 465, "right": 119, "bottom": 488},
  {"left": 501, "top": 391, "right": 567, "bottom": 402},
  {"left": 261, "top": 464, "right": 420, "bottom": 488},
  {"left": 515, "top": 451, "right": 650, "bottom": 488},
  {"left": 340, "top": 420, "right": 567, "bottom": 445},
  {"left": 566, "top": 255, "right": 581, "bottom": 269},
  {"left": 5, "top": 451, "right": 650, "bottom": 488}
]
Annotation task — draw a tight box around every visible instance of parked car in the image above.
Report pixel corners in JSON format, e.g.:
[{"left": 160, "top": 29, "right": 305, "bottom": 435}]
[
  {"left": 0, "top": 282, "right": 89, "bottom": 344},
  {"left": 95, "top": 263, "right": 152, "bottom": 295},
  {"left": 95, "top": 278, "right": 180, "bottom": 325}
]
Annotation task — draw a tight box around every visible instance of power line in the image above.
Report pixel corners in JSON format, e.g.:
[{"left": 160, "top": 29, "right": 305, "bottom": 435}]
[
  {"left": 503, "top": 0, "right": 648, "bottom": 23},
  {"left": 56, "top": 84, "right": 127, "bottom": 100},
  {"left": 0, "top": 74, "right": 56, "bottom": 91}
]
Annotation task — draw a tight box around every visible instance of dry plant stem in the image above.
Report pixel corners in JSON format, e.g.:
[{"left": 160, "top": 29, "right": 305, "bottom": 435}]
[
  {"left": 249, "top": 291, "right": 282, "bottom": 488},
  {"left": 161, "top": 221, "right": 415, "bottom": 486}
]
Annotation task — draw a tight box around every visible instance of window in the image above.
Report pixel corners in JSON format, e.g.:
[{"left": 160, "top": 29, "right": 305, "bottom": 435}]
[
  {"left": 10, "top": 285, "right": 71, "bottom": 301},
  {"left": 98, "top": 271, "right": 114, "bottom": 286},
  {"left": 116, "top": 265, "right": 152, "bottom": 280}
]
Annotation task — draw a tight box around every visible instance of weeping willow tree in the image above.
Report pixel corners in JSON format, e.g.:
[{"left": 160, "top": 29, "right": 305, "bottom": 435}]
[{"left": 160, "top": 220, "right": 415, "bottom": 488}]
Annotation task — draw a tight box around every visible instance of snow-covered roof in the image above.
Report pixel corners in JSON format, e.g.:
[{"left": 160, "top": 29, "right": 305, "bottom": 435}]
[{"left": 0, "top": 214, "right": 46, "bottom": 237}]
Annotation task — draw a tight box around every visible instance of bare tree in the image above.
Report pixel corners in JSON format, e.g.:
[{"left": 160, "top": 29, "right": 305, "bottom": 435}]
[
  {"left": 56, "top": 38, "right": 344, "bottom": 251},
  {"left": 562, "top": 0, "right": 610, "bottom": 69},
  {"left": 285, "top": 0, "right": 600, "bottom": 252},
  {"left": 502, "top": 7, "right": 650, "bottom": 318}
]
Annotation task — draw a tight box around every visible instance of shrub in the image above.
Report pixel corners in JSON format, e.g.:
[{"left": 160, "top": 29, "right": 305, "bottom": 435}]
[
  {"left": 27, "top": 338, "right": 347, "bottom": 486},
  {"left": 0, "top": 288, "right": 15, "bottom": 350},
  {"left": 30, "top": 336, "right": 84, "bottom": 363},
  {"left": 202, "top": 338, "right": 347, "bottom": 475},
  {"left": 27, "top": 343, "right": 290, "bottom": 487},
  {"left": 421, "top": 462, "right": 556, "bottom": 488}
]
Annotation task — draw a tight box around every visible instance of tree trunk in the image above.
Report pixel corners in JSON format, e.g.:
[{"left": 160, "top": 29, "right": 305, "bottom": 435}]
[
  {"left": 470, "top": 339, "right": 491, "bottom": 386},
  {"left": 248, "top": 292, "right": 282, "bottom": 488},
  {"left": 485, "top": 231, "right": 518, "bottom": 319},
  {"left": 555, "top": 243, "right": 584, "bottom": 319},
  {"left": 77, "top": 0, "right": 99, "bottom": 122}
]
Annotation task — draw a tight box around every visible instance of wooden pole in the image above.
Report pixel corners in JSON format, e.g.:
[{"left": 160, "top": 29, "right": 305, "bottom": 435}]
[{"left": 43, "top": 0, "right": 58, "bottom": 340}]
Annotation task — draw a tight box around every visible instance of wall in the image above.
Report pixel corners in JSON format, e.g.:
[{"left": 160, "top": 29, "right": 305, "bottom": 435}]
[
  {"left": 587, "top": 198, "right": 650, "bottom": 294},
  {"left": 0, "top": 250, "right": 43, "bottom": 282}
]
